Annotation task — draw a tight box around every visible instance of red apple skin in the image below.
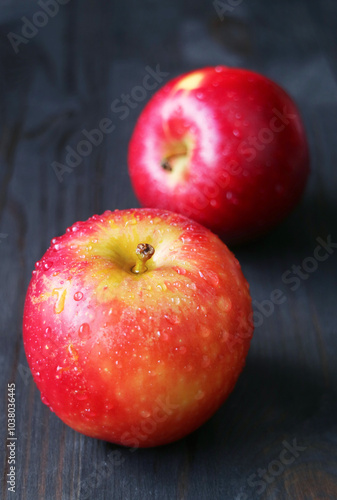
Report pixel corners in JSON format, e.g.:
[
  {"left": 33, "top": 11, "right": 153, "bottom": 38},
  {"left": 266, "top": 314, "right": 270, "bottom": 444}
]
[
  {"left": 23, "top": 208, "right": 253, "bottom": 447},
  {"left": 128, "top": 66, "right": 310, "bottom": 244}
]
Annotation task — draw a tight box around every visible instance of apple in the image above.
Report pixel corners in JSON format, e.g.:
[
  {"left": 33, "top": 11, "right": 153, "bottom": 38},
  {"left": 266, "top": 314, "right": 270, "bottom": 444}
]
[
  {"left": 128, "top": 66, "right": 310, "bottom": 244},
  {"left": 23, "top": 208, "right": 253, "bottom": 447}
]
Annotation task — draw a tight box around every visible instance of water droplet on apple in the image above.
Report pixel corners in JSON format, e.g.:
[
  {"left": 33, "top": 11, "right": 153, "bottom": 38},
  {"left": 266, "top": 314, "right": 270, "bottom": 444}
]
[
  {"left": 232, "top": 129, "right": 241, "bottom": 138},
  {"left": 55, "top": 366, "right": 63, "bottom": 379},
  {"left": 53, "top": 288, "right": 67, "bottom": 314},
  {"left": 200, "top": 327, "right": 211, "bottom": 338},
  {"left": 83, "top": 408, "right": 97, "bottom": 419},
  {"left": 68, "top": 343, "right": 79, "bottom": 361},
  {"left": 195, "top": 389, "right": 205, "bottom": 400},
  {"left": 140, "top": 410, "right": 151, "bottom": 418},
  {"left": 198, "top": 270, "right": 219, "bottom": 287},
  {"left": 41, "top": 394, "right": 49, "bottom": 405},
  {"left": 125, "top": 218, "right": 137, "bottom": 226},
  {"left": 74, "top": 291, "right": 83, "bottom": 301},
  {"left": 43, "top": 261, "right": 53, "bottom": 270},
  {"left": 156, "top": 283, "right": 167, "bottom": 291},
  {"left": 79, "top": 323, "right": 91, "bottom": 338},
  {"left": 45, "top": 327, "right": 52, "bottom": 336},
  {"left": 202, "top": 356, "right": 211, "bottom": 368},
  {"left": 196, "top": 92, "right": 204, "bottom": 100},
  {"left": 226, "top": 191, "right": 233, "bottom": 200},
  {"left": 220, "top": 330, "right": 229, "bottom": 343},
  {"left": 224, "top": 298, "right": 232, "bottom": 311},
  {"left": 215, "top": 66, "right": 224, "bottom": 73},
  {"left": 165, "top": 314, "right": 180, "bottom": 325},
  {"left": 76, "top": 391, "right": 88, "bottom": 401}
]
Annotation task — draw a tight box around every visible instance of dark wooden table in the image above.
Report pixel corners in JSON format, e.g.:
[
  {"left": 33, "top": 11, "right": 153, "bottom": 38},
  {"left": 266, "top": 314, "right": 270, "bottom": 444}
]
[{"left": 1, "top": 1, "right": 337, "bottom": 499}]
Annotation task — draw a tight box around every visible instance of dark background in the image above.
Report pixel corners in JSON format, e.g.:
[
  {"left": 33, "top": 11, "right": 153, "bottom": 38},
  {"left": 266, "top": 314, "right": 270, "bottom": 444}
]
[{"left": 1, "top": 0, "right": 337, "bottom": 499}]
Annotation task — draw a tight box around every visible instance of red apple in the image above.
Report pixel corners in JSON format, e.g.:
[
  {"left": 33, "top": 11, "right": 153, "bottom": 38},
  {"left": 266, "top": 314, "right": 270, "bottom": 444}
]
[
  {"left": 23, "top": 208, "right": 253, "bottom": 447},
  {"left": 128, "top": 66, "right": 310, "bottom": 244}
]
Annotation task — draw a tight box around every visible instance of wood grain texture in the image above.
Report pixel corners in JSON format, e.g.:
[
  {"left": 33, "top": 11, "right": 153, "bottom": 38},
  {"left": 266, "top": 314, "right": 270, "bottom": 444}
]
[{"left": 1, "top": 0, "right": 337, "bottom": 499}]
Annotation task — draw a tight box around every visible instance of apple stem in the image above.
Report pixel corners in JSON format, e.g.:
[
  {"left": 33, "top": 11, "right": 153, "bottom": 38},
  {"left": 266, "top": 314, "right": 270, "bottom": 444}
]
[
  {"left": 161, "top": 145, "right": 188, "bottom": 172},
  {"left": 132, "top": 243, "right": 155, "bottom": 274},
  {"left": 161, "top": 159, "right": 173, "bottom": 171}
]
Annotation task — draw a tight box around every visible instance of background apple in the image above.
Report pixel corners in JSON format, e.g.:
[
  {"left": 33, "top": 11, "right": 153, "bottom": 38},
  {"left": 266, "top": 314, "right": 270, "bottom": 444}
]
[
  {"left": 23, "top": 208, "right": 253, "bottom": 447},
  {"left": 128, "top": 66, "right": 310, "bottom": 244}
]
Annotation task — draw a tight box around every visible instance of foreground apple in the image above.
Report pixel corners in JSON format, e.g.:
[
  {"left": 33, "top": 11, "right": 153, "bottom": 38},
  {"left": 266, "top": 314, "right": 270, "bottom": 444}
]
[
  {"left": 128, "top": 66, "right": 309, "bottom": 244},
  {"left": 23, "top": 208, "right": 253, "bottom": 447}
]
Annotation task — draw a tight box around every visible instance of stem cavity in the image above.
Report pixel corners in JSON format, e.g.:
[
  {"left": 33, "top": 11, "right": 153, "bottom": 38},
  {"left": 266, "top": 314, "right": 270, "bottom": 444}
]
[{"left": 161, "top": 143, "right": 189, "bottom": 173}]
